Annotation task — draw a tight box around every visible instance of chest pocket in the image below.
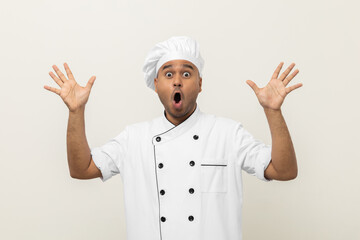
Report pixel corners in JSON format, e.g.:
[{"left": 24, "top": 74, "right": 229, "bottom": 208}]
[{"left": 200, "top": 159, "right": 228, "bottom": 193}]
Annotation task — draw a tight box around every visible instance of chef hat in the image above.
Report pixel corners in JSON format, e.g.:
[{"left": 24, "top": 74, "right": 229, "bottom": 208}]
[{"left": 142, "top": 36, "right": 204, "bottom": 91}]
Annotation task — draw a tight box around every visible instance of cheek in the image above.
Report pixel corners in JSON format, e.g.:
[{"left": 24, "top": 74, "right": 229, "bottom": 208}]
[
  {"left": 185, "top": 86, "right": 201, "bottom": 101},
  {"left": 157, "top": 87, "right": 171, "bottom": 102},
  {"left": 189, "top": 81, "right": 202, "bottom": 93}
]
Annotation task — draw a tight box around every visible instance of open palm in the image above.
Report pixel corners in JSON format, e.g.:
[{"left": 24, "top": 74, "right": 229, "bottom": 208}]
[
  {"left": 44, "top": 63, "right": 96, "bottom": 112},
  {"left": 246, "top": 62, "right": 302, "bottom": 110}
]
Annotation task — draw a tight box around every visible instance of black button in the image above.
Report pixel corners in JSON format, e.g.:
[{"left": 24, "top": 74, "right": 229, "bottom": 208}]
[
  {"left": 188, "top": 215, "right": 194, "bottom": 221},
  {"left": 161, "top": 216, "right": 166, "bottom": 222},
  {"left": 189, "top": 188, "right": 194, "bottom": 194},
  {"left": 193, "top": 135, "right": 199, "bottom": 140},
  {"left": 156, "top": 136, "right": 161, "bottom": 142},
  {"left": 189, "top": 161, "right": 195, "bottom": 166},
  {"left": 160, "top": 189, "right": 165, "bottom": 195},
  {"left": 158, "top": 163, "right": 163, "bottom": 169}
]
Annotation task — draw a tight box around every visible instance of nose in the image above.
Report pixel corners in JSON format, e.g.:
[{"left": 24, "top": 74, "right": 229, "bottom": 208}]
[{"left": 173, "top": 74, "right": 182, "bottom": 87}]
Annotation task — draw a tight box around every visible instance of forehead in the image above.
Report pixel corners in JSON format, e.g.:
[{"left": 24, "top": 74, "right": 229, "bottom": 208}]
[{"left": 159, "top": 59, "right": 196, "bottom": 71}]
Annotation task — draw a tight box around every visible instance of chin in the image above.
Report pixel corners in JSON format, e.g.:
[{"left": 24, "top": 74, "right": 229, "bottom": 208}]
[
  {"left": 167, "top": 105, "right": 187, "bottom": 117},
  {"left": 169, "top": 108, "right": 186, "bottom": 118}
]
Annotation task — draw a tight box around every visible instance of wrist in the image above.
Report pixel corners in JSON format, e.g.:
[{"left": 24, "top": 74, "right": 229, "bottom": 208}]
[
  {"left": 263, "top": 107, "right": 282, "bottom": 115},
  {"left": 69, "top": 106, "right": 85, "bottom": 114}
]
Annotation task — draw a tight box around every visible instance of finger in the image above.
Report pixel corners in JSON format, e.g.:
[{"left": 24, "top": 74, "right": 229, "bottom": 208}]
[
  {"left": 86, "top": 76, "right": 96, "bottom": 90},
  {"left": 49, "top": 71, "right": 63, "bottom": 87},
  {"left": 279, "top": 63, "right": 295, "bottom": 81},
  {"left": 246, "top": 80, "right": 260, "bottom": 94},
  {"left": 283, "top": 69, "right": 299, "bottom": 86},
  {"left": 285, "top": 83, "right": 303, "bottom": 94},
  {"left": 64, "top": 62, "right": 75, "bottom": 80},
  {"left": 271, "top": 62, "right": 284, "bottom": 80},
  {"left": 44, "top": 85, "right": 61, "bottom": 95},
  {"left": 52, "top": 64, "right": 68, "bottom": 82}
]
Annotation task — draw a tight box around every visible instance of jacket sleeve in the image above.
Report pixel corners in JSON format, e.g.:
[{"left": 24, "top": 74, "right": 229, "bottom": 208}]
[
  {"left": 90, "top": 127, "right": 129, "bottom": 182},
  {"left": 233, "top": 123, "right": 273, "bottom": 182}
]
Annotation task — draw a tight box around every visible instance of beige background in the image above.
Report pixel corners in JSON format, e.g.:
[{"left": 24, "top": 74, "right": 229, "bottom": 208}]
[{"left": 1, "top": 0, "right": 359, "bottom": 239}]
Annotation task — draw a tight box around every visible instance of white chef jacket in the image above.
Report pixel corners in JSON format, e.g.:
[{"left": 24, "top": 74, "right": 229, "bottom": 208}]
[{"left": 90, "top": 104, "right": 272, "bottom": 240}]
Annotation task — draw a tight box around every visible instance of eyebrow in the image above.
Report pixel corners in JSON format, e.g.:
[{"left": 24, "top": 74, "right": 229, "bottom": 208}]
[{"left": 162, "top": 64, "right": 194, "bottom": 71}]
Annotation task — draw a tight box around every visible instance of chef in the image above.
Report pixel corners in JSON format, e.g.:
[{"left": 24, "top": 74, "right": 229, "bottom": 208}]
[{"left": 44, "top": 36, "right": 301, "bottom": 240}]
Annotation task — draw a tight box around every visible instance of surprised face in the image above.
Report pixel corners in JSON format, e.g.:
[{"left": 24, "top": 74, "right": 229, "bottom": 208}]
[{"left": 154, "top": 59, "right": 202, "bottom": 126}]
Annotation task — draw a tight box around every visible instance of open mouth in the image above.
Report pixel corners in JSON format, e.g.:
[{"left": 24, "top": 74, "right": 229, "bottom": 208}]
[
  {"left": 174, "top": 92, "right": 181, "bottom": 103},
  {"left": 173, "top": 92, "right": 182, "bottom": 108}
]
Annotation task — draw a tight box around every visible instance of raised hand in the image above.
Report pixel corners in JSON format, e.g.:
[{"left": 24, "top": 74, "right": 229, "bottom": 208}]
[
  {"left": 44, "top": 63, "right": 96, "bottom": 112},
  {"left": 246, "top": 62, "right": 302, "bottom": 110}
]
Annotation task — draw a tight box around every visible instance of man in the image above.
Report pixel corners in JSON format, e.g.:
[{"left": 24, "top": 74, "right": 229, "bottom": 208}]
[{"left": 44, "top": 36, "right": 301, "bottom": 240}]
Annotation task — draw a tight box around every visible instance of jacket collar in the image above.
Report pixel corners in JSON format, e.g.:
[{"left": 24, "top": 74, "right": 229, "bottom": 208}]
[{"left": 153, "top": 104, "right": 201, "bottom": 144}]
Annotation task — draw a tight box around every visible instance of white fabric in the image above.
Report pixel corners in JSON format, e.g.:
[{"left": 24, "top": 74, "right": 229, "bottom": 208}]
[
  {"left": 142, "top": 36, "right": 204, "bottom": 91},
  {"left": 90, "top": 105, "right": 272, "bottom": 240}
]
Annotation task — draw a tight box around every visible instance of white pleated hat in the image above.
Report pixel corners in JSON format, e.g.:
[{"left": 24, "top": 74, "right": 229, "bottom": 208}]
[{"left": 142, "top": 36, "right": 204, "bottom": 91}]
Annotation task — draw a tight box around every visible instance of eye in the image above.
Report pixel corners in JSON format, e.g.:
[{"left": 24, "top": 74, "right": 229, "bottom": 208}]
[
  {"left": 165, "top": 72, "right": 173, "bottom": 78},
  {"left": 183, "top": 72, "right": 190, "bottom": 78}
]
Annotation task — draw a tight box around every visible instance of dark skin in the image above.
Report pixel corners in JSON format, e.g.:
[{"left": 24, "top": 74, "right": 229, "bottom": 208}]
[
  {"left": 154, "top": 59, "right": 202, "bottom": 126},
  {"left": 155, "top": 60, "right": 302, "bottom": 181},
  {"left": 44, "top": 61, "right": 301, "bottom": 181},
  {"left": 246, "top": 62, "right": 302, "bottom": 180}
]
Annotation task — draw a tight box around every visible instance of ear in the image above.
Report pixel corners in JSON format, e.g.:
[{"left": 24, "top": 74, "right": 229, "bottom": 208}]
[
  {"left": 154, "top": 78, "right": 158, "bottom": 93},
  {"left": 199, "top": 77, "right": 202, "bottom": 93}
]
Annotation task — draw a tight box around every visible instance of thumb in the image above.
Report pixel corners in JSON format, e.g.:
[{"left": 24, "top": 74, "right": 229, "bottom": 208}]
[
  {"left": 86, "top": 76, "right": 96, "bottom": 90},
  {"left": 246, "top": 80, "right": 259, "bottom": 94}
]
